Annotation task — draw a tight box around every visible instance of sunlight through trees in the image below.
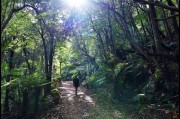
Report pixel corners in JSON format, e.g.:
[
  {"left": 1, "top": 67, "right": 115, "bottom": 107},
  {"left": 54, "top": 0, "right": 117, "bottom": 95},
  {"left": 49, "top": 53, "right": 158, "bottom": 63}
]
[{"left": 1, "top": 0, "right": 179, "bottom": 118}]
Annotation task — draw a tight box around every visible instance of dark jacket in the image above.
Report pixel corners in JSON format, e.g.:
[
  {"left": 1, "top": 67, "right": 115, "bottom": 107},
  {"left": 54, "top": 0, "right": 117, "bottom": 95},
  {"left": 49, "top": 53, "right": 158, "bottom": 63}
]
[{"left": 73, "top": 77, "right": 79, "bottom": 88}]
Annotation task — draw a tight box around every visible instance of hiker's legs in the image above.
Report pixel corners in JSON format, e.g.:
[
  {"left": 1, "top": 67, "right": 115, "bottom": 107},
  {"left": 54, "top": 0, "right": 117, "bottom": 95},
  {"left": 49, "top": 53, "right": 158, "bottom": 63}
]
[{"left": 75, "top": 87, "right": 78, "bottom": 95}]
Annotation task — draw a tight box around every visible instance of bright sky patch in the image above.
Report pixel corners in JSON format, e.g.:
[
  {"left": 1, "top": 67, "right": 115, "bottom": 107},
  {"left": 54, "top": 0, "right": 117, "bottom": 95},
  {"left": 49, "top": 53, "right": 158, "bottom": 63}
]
[{"left": 66, "top": 0, "right": 87, "bottom": 8}]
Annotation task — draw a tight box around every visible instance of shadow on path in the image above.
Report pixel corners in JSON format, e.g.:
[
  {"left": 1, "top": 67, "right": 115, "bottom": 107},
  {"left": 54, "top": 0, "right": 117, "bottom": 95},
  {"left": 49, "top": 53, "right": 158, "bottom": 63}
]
[
  {"left": 57, "top": 81, "right": 95, "bottom": 119},
  {"left": 59, "top": 81, "right": 95, "bottom": 105}
]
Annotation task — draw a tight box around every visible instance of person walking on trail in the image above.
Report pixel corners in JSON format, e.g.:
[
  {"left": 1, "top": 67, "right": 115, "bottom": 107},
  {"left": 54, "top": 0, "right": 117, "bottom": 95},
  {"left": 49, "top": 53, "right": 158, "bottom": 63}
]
[{"left": 73, "top": 76, "right": 80, "bottom": 96}]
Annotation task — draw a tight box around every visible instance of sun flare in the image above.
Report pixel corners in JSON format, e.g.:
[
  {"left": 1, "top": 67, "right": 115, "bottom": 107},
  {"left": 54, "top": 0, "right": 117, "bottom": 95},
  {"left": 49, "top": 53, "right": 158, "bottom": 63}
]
[{"left": 66, "top": 0, "right": 86, "bottom": 8}]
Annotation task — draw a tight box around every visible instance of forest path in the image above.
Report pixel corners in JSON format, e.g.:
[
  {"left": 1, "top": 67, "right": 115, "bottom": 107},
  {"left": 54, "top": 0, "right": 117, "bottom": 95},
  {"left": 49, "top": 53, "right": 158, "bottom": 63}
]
[
  {"left": 57, "top": 81, "right": 96, "bottom": 119},
  {"left": 39, "top": 81, "right": 131, "bottom": 119}
]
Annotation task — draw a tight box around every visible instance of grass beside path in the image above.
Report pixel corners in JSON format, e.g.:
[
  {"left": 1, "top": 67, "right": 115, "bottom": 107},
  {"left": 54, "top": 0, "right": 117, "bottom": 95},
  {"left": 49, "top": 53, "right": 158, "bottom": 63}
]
[{"left": 88, "top": 87, "right": 139, "bottom": 119}]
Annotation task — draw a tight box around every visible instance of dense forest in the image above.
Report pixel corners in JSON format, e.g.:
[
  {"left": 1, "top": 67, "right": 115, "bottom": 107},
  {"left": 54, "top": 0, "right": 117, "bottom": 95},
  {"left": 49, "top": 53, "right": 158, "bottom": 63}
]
[{"left": 1, "top": 0, "right": 179, "bottom": 119}]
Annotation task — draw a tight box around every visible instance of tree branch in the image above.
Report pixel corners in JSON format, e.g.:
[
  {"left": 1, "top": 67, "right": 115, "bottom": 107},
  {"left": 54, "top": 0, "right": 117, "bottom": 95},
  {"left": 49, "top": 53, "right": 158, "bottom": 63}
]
[
  {"left": 1, "top": 4, "right": 39, "bottom": 32},
  {"left": 150, "top": 14, "right": 179, "bottom": 21},
  {"left": 133, "top": 0, "right": 179, "bottom": 12}
]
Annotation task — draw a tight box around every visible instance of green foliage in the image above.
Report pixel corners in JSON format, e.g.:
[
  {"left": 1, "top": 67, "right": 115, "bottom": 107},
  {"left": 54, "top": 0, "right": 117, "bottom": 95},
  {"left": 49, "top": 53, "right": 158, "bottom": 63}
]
[
  {"left": 1, "top": 0, "right": 179, "bottom": 118},
  {"left": 154, "top": 69, "right": 163, "bottom": 79},
  {"left": 51, "top": 88, "right": 61, "bottom": 97},
  {"left": 1, "top": 62, "right": 9, "bottom": 78},
  {"left": 86, "top": 64, "right": 114, "bottom": 89}
]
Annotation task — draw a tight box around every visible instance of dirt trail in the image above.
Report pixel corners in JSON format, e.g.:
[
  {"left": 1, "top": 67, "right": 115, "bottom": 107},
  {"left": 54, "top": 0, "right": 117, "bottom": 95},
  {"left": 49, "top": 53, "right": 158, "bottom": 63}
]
[
  {"left": 39, "top": 81, "right": 126, "bottom": 119},
  {"left": 58, "top": 81, "right": 95, "bottom": 119}
]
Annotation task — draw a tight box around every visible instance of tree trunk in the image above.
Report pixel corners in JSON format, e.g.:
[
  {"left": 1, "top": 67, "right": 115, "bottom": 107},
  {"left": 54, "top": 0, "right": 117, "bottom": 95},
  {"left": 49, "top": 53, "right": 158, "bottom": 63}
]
[
  {"left": 60, "top": 61, "right": 62, "bottom": 76},
  {"left": 90, "top": 16, "right": 107, "bottom": 61},
  {"left": 21, "top": 89, "right": 28, "bottom": 118},
  {"left": 44, "top": 31, "right": 55, "bottom": 96},
  {"left": 3, "top": 49, "right": 14, "bottom": 118},
  {"left": 160, "top": 9, "right": 173, "bottom": 41},
  {"left": 3, "top": 87, "right": 10, "bottom": 117},
  {"left": 136, "top": 8, "right": 149, "bottom": 42},
  {"left": 97, "top": 31, "right": 107, "bottom": 61},
  {"left": 166, "top": 0, "right": 179, "bottom": 41},
  {"left": 40, "top": 29, "right": 49, "bottom": 96},
  {"left": 149, "top": 0, "right": 163, "bottom": 54},
  {"left": 107, "top": 9, "right": 115, "bottom": 54},
  {"left": 34, "top": 87, "right": 41, "bottom": 114}
]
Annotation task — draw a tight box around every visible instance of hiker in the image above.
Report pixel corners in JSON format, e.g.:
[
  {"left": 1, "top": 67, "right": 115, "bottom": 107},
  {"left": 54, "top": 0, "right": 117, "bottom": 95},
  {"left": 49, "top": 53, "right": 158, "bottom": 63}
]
[{"left": 73, "top": 76, "right": 80, "bottom": 96}]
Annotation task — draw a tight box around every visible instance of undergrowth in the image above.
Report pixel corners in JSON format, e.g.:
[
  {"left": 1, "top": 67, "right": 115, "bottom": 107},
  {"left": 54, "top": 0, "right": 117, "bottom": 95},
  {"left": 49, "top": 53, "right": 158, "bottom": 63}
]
[{"left": 89, "top": 84, "right": 140, "bottom": 119}]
